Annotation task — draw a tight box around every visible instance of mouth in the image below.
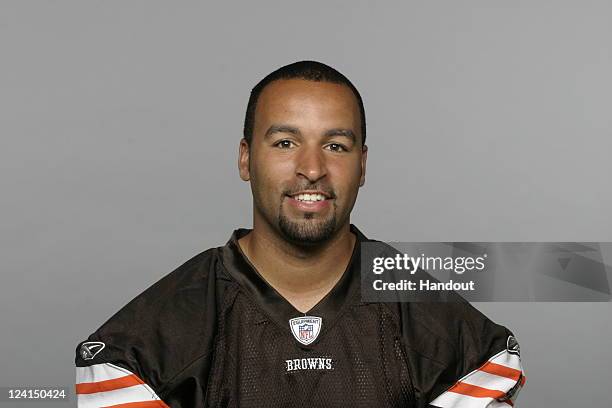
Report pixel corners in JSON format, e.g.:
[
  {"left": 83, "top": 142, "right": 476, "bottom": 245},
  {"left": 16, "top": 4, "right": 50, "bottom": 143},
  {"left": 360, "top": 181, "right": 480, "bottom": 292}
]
[
  {"left": 288, "top": 191, "right": 331, "bottom": 202},
  {"left": 285, "top": 191, "right": 334, "bottom": 212}
]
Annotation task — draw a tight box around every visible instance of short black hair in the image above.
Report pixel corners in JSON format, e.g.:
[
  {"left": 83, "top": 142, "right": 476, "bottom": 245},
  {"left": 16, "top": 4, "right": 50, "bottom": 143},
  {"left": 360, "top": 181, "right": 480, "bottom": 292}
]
[{"left": 243, "top": 60, "right": 366, "bottom": 146}]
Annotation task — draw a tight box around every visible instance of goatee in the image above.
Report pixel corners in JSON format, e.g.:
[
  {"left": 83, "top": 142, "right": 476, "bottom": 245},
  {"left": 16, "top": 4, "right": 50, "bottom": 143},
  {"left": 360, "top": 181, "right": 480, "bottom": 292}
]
[{"left": 278, "top": 211, "right": 337, "bottom": 244}]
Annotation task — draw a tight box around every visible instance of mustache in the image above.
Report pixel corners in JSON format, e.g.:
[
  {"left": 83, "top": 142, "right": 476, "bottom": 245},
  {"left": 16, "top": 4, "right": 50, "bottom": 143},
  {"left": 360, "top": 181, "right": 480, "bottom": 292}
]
[{"left": 283, "top": 183, "right": 336, "bottom": 199}]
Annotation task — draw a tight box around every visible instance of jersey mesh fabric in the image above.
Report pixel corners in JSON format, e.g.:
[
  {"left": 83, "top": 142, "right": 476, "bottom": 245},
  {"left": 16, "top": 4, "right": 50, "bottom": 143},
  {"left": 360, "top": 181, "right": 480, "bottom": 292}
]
[{"left": 202, "top": 288, "right": 415, "bottom": 407}]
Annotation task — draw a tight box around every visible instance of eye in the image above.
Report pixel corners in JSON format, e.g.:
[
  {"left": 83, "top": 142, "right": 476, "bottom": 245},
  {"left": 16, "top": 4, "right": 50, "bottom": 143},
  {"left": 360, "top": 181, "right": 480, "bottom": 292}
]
[
  {"left": 325, "top": 143, "right": 348, "bottom": 152},
  {"left": 274, "top": 140, "right": 296, "bottom": 149}
]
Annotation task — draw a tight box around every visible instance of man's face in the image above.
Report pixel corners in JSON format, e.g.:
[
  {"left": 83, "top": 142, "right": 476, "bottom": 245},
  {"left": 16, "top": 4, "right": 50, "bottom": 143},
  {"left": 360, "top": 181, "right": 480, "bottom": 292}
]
[{"left": 239, "top": 79, "right": 367, "bottom": 244}]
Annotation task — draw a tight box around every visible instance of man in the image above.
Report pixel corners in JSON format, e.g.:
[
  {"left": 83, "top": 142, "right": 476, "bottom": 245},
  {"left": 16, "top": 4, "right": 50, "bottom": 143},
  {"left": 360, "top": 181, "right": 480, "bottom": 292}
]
[{"left": 75, "top": 61, "right": 525, "bottom": 407}]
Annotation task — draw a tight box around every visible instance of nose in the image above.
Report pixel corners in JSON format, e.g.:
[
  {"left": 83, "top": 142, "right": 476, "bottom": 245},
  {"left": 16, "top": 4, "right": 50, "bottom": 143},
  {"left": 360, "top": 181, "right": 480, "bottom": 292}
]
[{"left": 295, "top": 145, "right": 327, "bottom": 183}]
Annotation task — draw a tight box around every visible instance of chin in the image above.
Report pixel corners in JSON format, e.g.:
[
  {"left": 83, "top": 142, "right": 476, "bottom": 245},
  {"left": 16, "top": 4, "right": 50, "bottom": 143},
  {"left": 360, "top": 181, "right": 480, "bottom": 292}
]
[{"left": 278, "top": 215, "right": 338, "bottom": 244}]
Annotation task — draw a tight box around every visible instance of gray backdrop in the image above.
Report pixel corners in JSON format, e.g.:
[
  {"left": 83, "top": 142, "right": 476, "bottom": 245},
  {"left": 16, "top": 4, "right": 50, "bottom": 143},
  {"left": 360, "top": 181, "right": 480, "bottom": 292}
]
[{"left": 1, "top": 1, "right": 611, "bottom": 406}]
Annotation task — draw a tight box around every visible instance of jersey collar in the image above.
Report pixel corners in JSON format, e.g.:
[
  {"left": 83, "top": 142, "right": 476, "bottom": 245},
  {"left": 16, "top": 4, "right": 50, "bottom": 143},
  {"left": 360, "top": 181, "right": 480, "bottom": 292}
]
[{"left": 220, "top": 224, "right": 369, "bottom": 337}]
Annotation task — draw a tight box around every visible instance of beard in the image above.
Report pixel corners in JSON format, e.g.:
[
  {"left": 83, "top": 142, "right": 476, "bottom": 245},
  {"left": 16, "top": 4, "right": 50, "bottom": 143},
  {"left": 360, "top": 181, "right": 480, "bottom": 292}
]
[{"left": 278, "top": 204, "right": 338, "bottom": 244}]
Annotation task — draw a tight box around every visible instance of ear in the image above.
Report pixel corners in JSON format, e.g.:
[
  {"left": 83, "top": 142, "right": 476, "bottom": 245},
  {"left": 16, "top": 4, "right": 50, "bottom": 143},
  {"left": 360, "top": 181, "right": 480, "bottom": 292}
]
[
  {"left": 238, "top": 138, "right": 251, "bottom": 181},
  {"left": 359, "top": 144, "right": 368, "bottom": 187}
]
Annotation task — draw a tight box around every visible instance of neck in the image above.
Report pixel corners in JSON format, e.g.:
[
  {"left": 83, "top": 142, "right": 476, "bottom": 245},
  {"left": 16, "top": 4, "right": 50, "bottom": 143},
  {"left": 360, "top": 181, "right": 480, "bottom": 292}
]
[{"left": 238, "top": 220, "right": 356, "bottom": 313}]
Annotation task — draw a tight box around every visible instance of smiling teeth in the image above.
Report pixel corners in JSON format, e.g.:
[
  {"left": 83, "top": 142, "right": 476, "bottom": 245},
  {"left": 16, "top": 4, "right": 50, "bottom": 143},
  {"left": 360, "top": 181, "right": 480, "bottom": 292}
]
[{"left": 294, "top": 193, "right": 326, "bottom": 202}]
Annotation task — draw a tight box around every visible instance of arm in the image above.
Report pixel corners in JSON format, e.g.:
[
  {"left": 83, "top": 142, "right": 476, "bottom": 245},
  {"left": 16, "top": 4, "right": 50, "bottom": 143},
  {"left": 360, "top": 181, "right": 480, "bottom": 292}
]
[
  {"left": 76, "top": 348, "right": 169, "bottom": 408},
  {"left": 396, "top": 301, "right": 526, "bottom": 407},
  {"left": 428, "top": 335, "right": 525, "bottom": 407}
]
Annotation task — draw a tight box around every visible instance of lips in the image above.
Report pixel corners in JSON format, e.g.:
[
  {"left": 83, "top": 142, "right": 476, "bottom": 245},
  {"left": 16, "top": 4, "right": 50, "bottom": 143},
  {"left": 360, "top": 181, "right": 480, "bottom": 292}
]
[
  {"left": 291, "top": 192, "right": 328, "bottom": 202},
  {"left": 285, "top": 191, "right": 333, "bottom": 212}
]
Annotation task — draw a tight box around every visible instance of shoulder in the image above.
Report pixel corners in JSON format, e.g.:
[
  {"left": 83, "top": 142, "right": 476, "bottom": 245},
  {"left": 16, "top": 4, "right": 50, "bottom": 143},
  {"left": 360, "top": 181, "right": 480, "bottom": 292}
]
[
  {"left": 84, "top": 247, "right": 222, "bottom": 356},
  {"left": 75, "top": 247, "right": 228, "bottom": 407}
]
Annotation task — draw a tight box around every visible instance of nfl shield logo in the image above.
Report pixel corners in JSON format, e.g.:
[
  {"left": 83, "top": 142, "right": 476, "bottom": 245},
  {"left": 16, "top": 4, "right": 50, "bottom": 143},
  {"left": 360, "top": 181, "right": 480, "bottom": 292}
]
[
  {"left": 299, "top": 324, "right": 313, "bottom": 341},
  {"left": 289, "top": 316, "right": 322, "bottom": 345}
]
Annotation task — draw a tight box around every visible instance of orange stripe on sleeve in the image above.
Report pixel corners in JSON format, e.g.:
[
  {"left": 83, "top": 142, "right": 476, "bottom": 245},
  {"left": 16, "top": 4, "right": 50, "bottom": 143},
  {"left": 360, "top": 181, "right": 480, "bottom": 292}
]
[
  {"left": 449, "top": 382, "right": 507, "bottom": 399},
  {"left": 76, "top": 374, "right": 145, "bottom": 394},
  {"left": 479, "top": 361, "right": 523, "bottom": 381}
]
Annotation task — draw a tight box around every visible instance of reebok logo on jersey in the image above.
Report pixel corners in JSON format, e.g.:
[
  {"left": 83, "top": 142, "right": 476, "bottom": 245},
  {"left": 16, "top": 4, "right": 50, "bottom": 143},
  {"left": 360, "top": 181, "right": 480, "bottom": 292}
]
[
  {"left": 289, "top": 316, "right": 322, "bottom": 346},
  {"left": 506, "top": 335, "right": 520, "bottom": 356},
  {"left": 286, "top": 357, "right": 333, "bottom": 372},
  {"left": 80, "top": 341, "right": 105, "bottom": 360}
]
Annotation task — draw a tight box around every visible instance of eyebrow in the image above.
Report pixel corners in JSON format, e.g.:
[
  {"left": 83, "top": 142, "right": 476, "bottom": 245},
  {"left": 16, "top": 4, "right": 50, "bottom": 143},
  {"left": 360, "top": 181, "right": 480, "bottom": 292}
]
[
  {"left": 264, "top": 124, "right": 357, "bottom": 143},
  {"left": 264, "top": 124, "right": 301, "bottom": 139},
  {"left": 323, "top": 128, "right": 356, "bottom": 143}
]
